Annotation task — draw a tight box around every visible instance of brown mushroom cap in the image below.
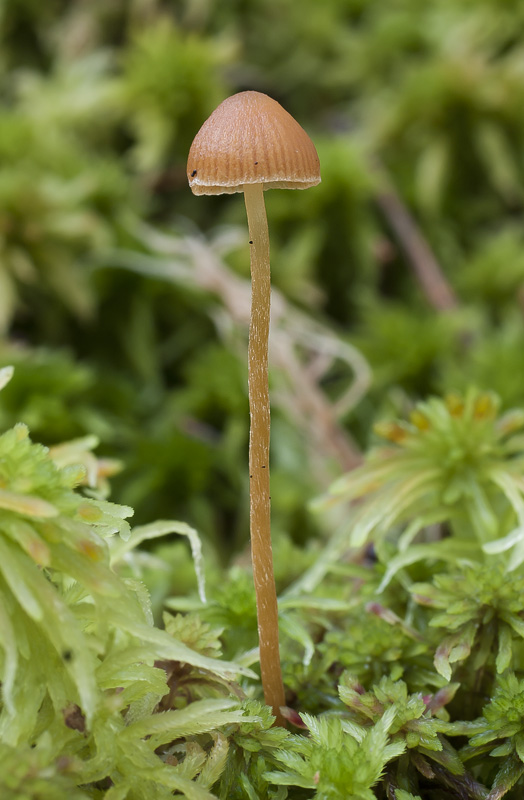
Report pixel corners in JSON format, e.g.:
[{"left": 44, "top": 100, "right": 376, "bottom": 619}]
[{"left": 187, "top": 91, "right": 321, "bottom": 195}]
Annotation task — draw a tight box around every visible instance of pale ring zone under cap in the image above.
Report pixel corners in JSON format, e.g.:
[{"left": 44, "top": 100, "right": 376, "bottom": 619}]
[{"left": 187, "top": 91, "right": 321, "bottom": 195}]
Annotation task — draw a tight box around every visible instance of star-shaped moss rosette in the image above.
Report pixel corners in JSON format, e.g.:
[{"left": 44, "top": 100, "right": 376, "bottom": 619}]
[
  {"left": 313, "top": 389, "right": 524, "bottom": 576},
  {"left": 337, "top": 675, "right": 493, "bottom": 798},
  {"left": 265, "top": 708, "right": 405, "bottom": 800},
  {"left": 412, "top": 563, "right": 524, "bottom": 681},
  {"left": 338, "top": 674, "right": 462, "bottom": 773},
  {"left": 459, "top": 672, "right": 524, "bottom": 800}
]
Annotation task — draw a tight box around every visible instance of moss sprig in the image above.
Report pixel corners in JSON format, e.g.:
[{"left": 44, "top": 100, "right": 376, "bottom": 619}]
[{"left": 412, "top": 563, "right": 524, "bottom": 681}]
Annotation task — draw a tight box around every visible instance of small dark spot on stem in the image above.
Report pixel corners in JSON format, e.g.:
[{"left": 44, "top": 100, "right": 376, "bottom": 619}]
[
  {"left": 62, "top": 649, "right": 73, "bottom": 662},
  {"left": 250, "top": 474, "right": 253, "bottom": 478},
  {"left": 261, "top": 465, "right": 266, "bottom": 468},
  {"left": 249, "top": 240, "right": 253, "bottom": 244},
  {"left": 191, "top": 169, "right": 197, "bottom": 177},
  {"left": 254, "top": 161, "right": 258, "bottom": 165}
]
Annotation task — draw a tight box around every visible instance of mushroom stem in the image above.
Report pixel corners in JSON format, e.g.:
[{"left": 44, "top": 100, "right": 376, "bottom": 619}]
[{"left": 243, "top": 182, "right": 286, "bottom": 726}]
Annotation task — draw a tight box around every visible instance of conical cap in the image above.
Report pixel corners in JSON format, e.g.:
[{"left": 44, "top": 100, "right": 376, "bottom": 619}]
[{"left": 188, "top": 91, "right": 320, "bottom": 195}]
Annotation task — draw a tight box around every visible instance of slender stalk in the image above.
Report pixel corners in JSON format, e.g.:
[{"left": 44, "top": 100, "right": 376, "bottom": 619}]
[{"left": 243, "top": 182, "right": 286, "bottom": 726}]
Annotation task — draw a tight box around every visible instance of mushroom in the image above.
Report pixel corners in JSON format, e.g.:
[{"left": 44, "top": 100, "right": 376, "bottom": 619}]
[{"left": 187, "top": 91, "right": 320, "bottom": 725}]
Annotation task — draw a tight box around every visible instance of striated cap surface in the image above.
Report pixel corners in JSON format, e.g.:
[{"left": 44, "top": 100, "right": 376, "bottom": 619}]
[{"left": 187, "top": 91, "right": 320, "bottom": 195}]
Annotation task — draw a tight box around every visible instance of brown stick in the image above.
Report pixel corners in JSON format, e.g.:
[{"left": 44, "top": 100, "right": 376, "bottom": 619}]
[
  {"left": 375, "top": 181, "right": 458, "bottom": 312},
  {"left": 243, "top": 183, "right": 286, "bottom": 726}
]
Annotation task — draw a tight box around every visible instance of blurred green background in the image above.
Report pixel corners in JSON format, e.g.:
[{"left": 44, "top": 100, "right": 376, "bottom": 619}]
[{"left": 1, "top": 0, "right": 524, "bottom": 563}]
